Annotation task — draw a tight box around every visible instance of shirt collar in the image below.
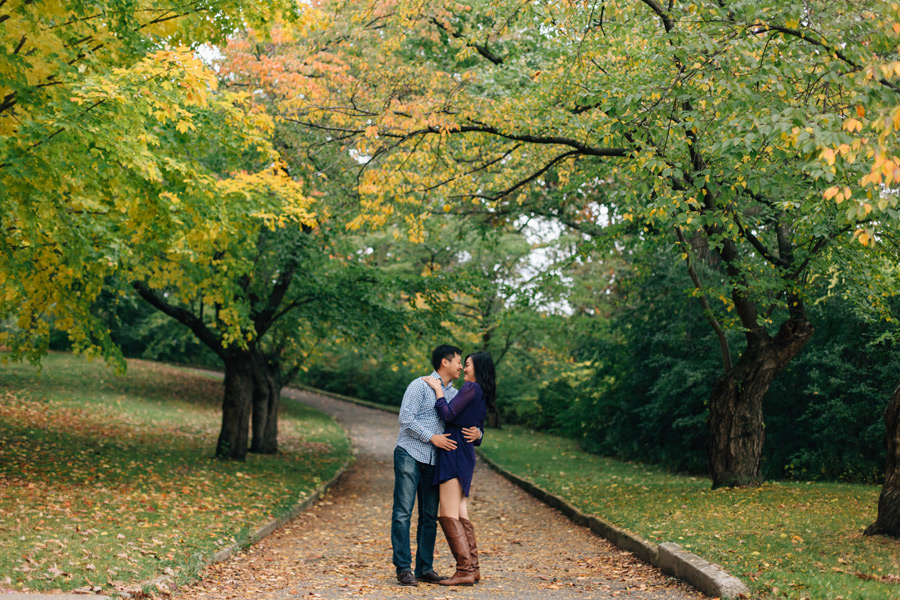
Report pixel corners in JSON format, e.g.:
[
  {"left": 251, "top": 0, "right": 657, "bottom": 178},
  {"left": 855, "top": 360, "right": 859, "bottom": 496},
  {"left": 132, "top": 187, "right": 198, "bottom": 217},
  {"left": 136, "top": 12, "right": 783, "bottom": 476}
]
[{"left": 431, "top": 370, "right": 455, "bottom": 390}]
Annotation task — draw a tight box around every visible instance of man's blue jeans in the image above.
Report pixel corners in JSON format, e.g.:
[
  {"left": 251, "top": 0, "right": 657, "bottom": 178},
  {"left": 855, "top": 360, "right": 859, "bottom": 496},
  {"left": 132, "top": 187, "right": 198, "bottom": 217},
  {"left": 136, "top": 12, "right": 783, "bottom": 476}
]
[{"left": 391, "top": 445, "right": 439, "bottom": 576}]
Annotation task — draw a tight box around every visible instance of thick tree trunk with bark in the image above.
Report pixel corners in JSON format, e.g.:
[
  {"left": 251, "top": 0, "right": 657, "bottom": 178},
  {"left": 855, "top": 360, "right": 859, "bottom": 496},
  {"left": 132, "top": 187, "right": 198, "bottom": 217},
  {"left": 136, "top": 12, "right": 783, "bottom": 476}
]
[
  {"left": 216, "top": 354, "right": 254, "bottom": 460},
  {"left": 865, "top": 383, "right": 900, "bottom": 537},
  {"left": 708, "top": 318, "right": 813, "bottom": 488}
]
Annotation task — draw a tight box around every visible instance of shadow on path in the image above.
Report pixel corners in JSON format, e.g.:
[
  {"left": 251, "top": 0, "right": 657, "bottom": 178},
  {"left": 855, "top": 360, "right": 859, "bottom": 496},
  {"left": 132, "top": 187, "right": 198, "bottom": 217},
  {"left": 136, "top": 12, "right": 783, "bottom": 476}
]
[{"left": 172, "top": 387, "right": 707, "bottom": 600}]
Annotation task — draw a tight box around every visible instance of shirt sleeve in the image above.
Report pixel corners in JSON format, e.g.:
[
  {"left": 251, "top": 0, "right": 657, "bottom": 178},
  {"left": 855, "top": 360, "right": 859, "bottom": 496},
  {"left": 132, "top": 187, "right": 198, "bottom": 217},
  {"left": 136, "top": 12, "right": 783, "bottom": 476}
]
[
  {"left": 398, "top": 380, "right": 438, "bottom": 443},
  {"left": 435, "top": 381, "right": 478, "bottom": 423}
]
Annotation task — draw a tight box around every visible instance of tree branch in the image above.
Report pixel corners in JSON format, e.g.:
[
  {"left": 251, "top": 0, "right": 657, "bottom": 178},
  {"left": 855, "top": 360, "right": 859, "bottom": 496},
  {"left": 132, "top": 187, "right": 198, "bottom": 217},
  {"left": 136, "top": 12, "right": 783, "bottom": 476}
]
[
  {"left": 451, "top": 149, "right": 581, "bottom": 202},
  {"left": 430, "top": 17, "right": 504, "bottom": 65},
  {"left": 637, "top": 0, "right": 675, "bottom": 33},
  {"left": 675, "top": 226, "right": 732, "bottom": 371},
  {"left": 252, "top": 261, "right": 298, "bottom": 337},
  {"left": 415, "top": 123, "right": 629, "bottom": 157},
  {"left": 751, "top": 23, "right": 900, "bottom": 95},
  {"left": 132, "top": 281, "right": 226, "bottom": 358},
  {"left": 733, "top": 213, "right": 789, "bottom": 268}
]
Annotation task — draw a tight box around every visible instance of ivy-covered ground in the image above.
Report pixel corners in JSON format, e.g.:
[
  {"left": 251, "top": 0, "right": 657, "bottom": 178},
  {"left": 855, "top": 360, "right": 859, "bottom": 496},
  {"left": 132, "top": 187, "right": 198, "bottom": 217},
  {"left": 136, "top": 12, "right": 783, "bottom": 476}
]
[
  {"left": 0, "top": 353, "right": 350, "bottom": 595},
  {"left": 479, "top": 425, "right": 900, "bottom": 600}
]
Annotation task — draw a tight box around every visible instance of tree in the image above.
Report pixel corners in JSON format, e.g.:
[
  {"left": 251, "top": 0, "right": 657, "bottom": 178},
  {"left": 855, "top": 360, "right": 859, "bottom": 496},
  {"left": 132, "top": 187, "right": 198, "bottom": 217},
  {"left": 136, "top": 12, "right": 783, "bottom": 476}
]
[
  {"left": 807, "top": 4, "right": 900, "bottom": 535},
  {"left": 249, "top": 0, "right": 900, "bottom": 486},
  {"left": 0, "top": 0, "right": 303, "bottom": 362},
  {"left": 0, "top": 1, "right": 351, "bottom": 460}
]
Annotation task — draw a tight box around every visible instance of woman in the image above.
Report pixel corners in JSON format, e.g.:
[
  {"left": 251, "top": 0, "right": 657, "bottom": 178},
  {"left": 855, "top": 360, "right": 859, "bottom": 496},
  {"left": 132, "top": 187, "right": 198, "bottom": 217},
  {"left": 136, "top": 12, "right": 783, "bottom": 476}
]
[{"left": 423, "top": 351, "right": 496, "bottom": 586}]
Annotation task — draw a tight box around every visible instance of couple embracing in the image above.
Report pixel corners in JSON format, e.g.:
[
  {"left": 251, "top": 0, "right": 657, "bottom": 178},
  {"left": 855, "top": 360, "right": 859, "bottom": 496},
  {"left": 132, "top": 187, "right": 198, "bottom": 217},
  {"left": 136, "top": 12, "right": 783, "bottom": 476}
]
[{"left": 390, "top": 344, "right": 497, "bottom": 587}]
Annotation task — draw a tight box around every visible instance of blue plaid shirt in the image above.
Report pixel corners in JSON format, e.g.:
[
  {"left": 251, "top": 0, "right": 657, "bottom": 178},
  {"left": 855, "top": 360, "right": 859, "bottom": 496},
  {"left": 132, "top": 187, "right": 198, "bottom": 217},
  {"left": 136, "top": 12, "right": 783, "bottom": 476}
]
[{"left": 396, "top": 371, "right": 458, "bottom": 465}]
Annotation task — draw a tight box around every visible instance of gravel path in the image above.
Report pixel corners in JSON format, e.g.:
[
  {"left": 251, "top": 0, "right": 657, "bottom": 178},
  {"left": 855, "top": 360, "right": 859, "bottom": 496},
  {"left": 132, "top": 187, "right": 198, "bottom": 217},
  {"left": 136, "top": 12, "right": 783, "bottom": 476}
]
[{"left": 172, "top": 388, "right": 707, "bottom": 600}]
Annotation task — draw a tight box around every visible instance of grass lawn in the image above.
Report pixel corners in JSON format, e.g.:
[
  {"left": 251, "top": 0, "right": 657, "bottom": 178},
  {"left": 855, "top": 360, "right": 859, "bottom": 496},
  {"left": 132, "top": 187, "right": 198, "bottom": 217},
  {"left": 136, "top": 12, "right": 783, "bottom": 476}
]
[
  {"left": 479, "top": 425, "right": 900, "bottom": 600},
  {"left": 0, "top": 353, "right": 350, "bottom": 595}
]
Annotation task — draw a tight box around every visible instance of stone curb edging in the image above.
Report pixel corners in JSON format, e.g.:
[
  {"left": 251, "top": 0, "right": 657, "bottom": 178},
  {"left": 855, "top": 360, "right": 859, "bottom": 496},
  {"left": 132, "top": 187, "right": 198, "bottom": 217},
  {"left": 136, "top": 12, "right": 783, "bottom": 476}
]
[
  {"left": 291, "top": 383, "right": 750, "bottom": 598},
  {"left": 476, "top": 451, "right": 750, "bottom": 599},
  {"left": 138, "top": 455, "right": 353, "bottom": 597},
  {"left": 658, "top": 542, "right": 750, "bottom": 600},
  {"left": 1, "top": 376, "right": 355, "bottom": 600},
  {"left": 134, "top": 380, "right": 356, "bottom": 598}
]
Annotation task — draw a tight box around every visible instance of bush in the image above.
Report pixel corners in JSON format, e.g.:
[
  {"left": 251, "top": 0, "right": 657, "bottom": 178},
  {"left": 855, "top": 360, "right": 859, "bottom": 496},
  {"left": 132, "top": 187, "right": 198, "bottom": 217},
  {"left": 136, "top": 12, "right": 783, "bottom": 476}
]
[
  {"left": 762, "top": 299, "right": 898, "bottom": 483},
  {"left": 299, "top": 350, "right": 420, "bottom": 407}
]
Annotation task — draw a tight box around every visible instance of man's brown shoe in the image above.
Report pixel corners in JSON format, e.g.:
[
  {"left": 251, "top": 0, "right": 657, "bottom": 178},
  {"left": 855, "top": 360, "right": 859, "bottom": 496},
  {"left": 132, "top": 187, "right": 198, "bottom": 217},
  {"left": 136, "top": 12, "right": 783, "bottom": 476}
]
[
  {"left": 397, "top": 571, "right": 418, "bottom": 586},
  {"left": 417, "top": 571, "right": 448, "bottom": 584}
]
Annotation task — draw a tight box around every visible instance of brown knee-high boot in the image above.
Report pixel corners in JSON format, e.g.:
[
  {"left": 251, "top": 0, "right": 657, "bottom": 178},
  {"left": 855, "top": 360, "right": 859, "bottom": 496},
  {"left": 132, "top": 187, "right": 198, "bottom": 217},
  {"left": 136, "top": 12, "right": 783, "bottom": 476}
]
[
  {"left": 459, "top": 518, "right": 480, "bottom": 583},
  {"left": 437, "top": 516, "right": 476, "bottom": 586}
]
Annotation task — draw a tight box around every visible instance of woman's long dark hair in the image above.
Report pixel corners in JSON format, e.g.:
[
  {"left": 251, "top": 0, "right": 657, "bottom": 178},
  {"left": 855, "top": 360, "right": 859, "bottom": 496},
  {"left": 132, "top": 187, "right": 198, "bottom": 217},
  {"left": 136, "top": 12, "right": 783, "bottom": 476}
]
[{"left": 467, "top": 351, "right": 497, "bottom": 416}]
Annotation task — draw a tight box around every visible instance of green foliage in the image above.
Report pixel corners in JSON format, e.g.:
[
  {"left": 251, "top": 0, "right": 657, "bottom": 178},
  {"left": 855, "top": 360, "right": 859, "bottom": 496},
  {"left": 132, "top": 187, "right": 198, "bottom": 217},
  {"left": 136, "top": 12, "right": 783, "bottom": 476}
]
[
  {"left": 497, "top": 246, "right": 899, "bottom": 483},
  {"left": 481, "top": 426, "right": 898, "bottom": 600},
  {"left": 763, "top": 299, "right": 900, "bottom": 483},
  {"left": 576, "top": 259, "right": 720, "bottom": 474},
  {"left": 256, "top": 0, "right": 900, "bottom": 487},
  {"left": 0, "top": 0, "right": 308, "bottom": 364},
  {"left": 503, "top": 248, "right": 721, "bottom": 473},
  {"left": 0, "top": 352, "right": 349, "bottom": 593},
  {"left": 300, "top": 350, "right": 421, "bottom": 408}
]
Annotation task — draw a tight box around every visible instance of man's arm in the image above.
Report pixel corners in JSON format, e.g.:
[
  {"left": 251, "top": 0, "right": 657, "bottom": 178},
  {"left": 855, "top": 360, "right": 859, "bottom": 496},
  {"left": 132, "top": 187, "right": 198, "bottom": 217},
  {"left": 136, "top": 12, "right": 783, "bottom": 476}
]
[
  {"left": 398, "top": 380, "right": 437, "bottom": 443},
  {"left": 462, "top": 426, "right": 483, "bottom": 445},
  {"left": 398, "top": 379, "right": 458, "bottom": 450}
]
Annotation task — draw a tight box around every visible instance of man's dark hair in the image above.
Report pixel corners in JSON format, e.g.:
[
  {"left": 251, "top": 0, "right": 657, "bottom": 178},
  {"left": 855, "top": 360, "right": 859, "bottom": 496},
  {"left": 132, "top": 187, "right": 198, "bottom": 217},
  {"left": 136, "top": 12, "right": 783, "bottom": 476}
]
[{"left": 431, "top": 344, "right": 462, "bottom": 371}]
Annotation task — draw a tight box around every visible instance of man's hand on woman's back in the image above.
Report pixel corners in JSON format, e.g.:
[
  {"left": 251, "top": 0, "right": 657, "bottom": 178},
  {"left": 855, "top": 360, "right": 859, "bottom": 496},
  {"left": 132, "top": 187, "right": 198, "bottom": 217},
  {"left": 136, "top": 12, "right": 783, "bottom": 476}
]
[{"left": 461, "top": 427, "right": 482, "bottom": 443}]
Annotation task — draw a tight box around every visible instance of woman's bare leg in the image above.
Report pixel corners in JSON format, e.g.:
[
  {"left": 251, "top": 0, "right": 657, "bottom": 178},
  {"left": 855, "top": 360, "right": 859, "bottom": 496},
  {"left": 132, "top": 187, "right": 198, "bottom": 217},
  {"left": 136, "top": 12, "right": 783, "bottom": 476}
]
[
  {"left": 439, "top": 478, "right": 463, "bottom": 519},
  {"left": 458, "top": 493, "right": 469, "bottom": 521}
]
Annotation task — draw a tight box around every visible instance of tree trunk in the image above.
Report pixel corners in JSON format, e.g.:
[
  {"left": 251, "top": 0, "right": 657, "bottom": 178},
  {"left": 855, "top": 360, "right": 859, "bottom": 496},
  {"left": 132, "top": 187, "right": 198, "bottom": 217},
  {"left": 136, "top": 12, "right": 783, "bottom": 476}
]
[
  {"left": 260, "top": 376, "right": 281, "bottom": 454},
  {"left": 708, "top": 318, "right": 813, "bottom": 488},
  {"left": 865, "top": 383, "right": 900, "bottom": 537},
  {"left": 486, "top": 405, "right": 502, "bottom": 429},
  {"left": 216, "top": 354, "right": 254, "bottom": 460},
  {"left": 250, "top": 361, "right": 281, "bottom": 455}
]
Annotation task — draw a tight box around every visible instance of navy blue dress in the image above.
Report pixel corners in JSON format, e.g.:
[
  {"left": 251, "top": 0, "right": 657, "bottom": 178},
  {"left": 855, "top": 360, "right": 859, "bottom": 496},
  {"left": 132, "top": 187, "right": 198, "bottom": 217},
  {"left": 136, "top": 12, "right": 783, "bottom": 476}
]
[{"left": 433, "top": 381, "right": 486, "bottom": 497}]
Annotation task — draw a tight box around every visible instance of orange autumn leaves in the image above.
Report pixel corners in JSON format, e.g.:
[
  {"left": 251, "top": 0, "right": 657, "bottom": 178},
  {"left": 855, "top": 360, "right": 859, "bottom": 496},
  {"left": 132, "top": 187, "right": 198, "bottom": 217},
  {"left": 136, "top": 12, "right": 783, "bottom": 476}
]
[
  {"left": 820, "top": 7, "right": 900, "bottom": 247},
  {"left": 0, "top": 355, "right": 348, "bottom": 593}
]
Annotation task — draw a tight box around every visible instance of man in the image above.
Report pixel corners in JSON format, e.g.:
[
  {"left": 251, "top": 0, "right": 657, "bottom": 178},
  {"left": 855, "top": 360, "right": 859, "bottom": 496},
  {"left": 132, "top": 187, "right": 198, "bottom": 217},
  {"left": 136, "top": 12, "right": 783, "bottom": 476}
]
[{"left": 391, "top": 344, "right": 483, "bottom": 586}]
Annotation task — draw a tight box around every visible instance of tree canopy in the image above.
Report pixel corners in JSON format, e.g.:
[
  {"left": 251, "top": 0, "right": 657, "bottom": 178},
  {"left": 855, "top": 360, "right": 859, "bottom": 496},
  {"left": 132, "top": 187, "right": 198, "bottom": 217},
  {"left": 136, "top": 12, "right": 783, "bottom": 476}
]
[
  {"left": 7, "top": 0, "right": 900, "bottom": 509},
  {"left": 0, "top": 0, "right": 307, "bottom": 362}
]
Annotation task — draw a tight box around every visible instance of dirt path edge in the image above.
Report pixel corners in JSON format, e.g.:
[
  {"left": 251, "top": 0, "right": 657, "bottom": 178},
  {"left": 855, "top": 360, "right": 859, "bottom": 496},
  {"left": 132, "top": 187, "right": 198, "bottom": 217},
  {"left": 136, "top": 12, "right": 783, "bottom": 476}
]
[
  {"left": 136, "top": 457, "right": 354, "bottom": 598},
  {"left": 291, "top": 382, "right": 748, "bottom": 600},
  {"left": 131, "top": 377, "right": 356, "bottom": 599}
]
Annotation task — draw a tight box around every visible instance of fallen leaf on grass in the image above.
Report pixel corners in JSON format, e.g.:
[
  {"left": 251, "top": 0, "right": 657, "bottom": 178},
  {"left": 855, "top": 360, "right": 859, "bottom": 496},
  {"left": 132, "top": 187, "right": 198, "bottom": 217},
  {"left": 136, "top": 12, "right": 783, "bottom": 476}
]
[{"left": 855, "top": 572, "right": 900, "bottom": 584}]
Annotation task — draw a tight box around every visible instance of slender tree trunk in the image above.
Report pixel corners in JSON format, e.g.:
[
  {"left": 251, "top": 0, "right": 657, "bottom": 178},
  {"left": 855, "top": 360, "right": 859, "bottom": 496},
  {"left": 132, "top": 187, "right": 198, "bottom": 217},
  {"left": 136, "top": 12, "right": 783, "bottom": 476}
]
[
  {"left": 250, "top": 364, "right": 281, "bottom": 454},
  {"left": 259, "top": 376, "right": 282, "bottom": 454},
  {"left": 250, "top": 353, "right": 294, "bottom": 454},
  {"left": 486, "top": 405, "right": 502, "bottom": 429},
  {"left": 708, "top": 318, "right": 813, "bottom": 488},
  {"left": 216, "top": 354, "right": 254, "bottom": 460},
  {"left": 865, "top": 383, "right": 900, "bottom": 537},
  {"left": 249, "top": 359, "right": 271, "bottom": 454}
]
